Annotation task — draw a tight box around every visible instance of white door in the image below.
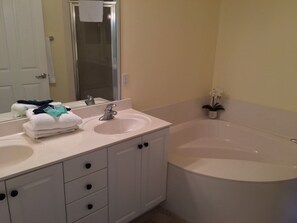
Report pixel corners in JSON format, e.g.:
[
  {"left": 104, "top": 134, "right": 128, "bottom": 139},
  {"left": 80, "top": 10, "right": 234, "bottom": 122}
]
[
  {"left": 141, "top": 130, "right": 168, "bottom": 213},
  {"left": 6, "top": 164, "right": 66, "bottom": 223},
  {"left": 108, "top": 137, "right": 142, "bottom": 223},
  {"left": 0, "top": 0, "right": 49, "bottom": 113},
  {"left": 0, "top": 182, "right": 10, "bottom": 223}
]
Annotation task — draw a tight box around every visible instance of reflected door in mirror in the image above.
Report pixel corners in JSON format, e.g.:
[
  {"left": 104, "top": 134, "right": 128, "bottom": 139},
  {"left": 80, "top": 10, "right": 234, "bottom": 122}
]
[{"left": 0, "top": 0, "right": 50, "bottom": 113}]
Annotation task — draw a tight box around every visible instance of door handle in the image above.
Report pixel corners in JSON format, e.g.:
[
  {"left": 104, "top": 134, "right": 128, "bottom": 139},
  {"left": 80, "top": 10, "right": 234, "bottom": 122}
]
[{"left": 35, "top": 73, "right": 47, "bottom": 79}]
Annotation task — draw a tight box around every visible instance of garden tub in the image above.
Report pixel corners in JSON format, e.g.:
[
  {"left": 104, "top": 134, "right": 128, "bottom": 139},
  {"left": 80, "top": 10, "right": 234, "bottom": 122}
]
[{"left": 164, "top": 119, "right": 297, "bottom": 223}]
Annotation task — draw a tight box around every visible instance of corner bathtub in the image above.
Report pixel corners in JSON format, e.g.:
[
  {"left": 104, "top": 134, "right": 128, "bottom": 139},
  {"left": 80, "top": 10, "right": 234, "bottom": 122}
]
[{"left": 164, "top": 119, "right": 297, "bottom": 223}]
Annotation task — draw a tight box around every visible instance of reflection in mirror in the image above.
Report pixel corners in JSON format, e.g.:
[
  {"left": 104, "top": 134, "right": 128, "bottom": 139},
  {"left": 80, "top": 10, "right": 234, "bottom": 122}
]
[
  {"left": 71, "top": 1, "right": 119, "bottom": 101},
  {"left": 0, "top": 0, "right": 120, "bottom": 122}
]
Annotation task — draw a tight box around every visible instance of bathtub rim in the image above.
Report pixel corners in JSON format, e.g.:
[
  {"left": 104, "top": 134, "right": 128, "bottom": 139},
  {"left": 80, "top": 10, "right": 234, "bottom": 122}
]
[{"left": 168, "top": 118, "right": 297, "bottom": 183}]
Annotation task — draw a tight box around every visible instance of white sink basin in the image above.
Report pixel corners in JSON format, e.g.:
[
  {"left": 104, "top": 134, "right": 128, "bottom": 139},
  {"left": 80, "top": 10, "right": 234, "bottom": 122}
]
[
  {"left": 95, "top": 117, "right": 149, "bottom": 135},
  {"left": 83, "top": 113, "right": 151, "bottom": 135},
  {"left": 0, "top": 145, "right": 33, "bottom": 168}
]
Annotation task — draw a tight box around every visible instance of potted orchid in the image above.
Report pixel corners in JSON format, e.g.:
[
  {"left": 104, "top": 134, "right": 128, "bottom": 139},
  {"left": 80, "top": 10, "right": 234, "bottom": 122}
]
[{"left": 202, "top": 88, "right": 225, "bottom": 119}]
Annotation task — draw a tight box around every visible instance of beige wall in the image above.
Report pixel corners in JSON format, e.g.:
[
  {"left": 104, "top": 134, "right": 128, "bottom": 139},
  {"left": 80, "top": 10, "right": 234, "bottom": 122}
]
[
  {"left": 42, "top": 0, "right": 297, "bottom": 113},
  {"left": 42, "top": 0, "right": 75, "bottom": 103},
  {"left": 213, "top": 0, "right": 297, "bottom": 112},
  {"left": 121, "top": 0, "right": 221, "bottom": 110}
]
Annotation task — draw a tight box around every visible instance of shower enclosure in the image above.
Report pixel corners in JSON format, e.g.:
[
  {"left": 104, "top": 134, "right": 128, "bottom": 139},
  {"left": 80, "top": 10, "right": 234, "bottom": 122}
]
[{"left": 70, "top": 1, "right": 119, "bottom": 101}]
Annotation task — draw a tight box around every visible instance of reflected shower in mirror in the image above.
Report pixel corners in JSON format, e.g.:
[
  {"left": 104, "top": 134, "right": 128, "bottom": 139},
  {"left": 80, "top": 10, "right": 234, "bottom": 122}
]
[
  {"left": 0, "top": 0, "right": 120, "bottom": 122},
  {"left": 72, "top": 3, "right": 118, "bottom": 101}
]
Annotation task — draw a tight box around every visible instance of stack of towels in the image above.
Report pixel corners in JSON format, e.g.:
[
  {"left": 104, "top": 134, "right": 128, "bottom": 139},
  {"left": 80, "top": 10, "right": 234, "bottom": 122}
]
[{"left": 21, "top": 100, "right": 82, "bottom": 139}]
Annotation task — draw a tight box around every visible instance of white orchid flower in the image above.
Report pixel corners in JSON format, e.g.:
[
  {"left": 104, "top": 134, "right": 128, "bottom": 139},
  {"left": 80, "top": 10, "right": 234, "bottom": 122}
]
[{"left": 209, "top": 88, "right": 223, "bottom": 98}]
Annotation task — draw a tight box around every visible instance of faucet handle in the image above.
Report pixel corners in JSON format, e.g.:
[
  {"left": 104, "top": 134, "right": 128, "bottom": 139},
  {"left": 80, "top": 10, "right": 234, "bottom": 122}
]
[
  {"left": 99, "top": 103, "right": 117, "bottom": 121},
  {"left": 105, "top": 103, "right": 117, "bottom": 111}
]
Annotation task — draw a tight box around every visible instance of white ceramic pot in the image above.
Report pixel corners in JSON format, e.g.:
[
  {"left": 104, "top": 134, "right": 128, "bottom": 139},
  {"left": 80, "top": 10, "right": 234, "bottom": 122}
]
[{"left": 208, "top": 111, "right": 218, "bottom": 119}]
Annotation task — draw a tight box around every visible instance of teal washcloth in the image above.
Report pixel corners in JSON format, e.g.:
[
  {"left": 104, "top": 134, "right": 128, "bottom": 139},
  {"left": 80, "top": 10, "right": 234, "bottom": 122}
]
[{"left": 44, "top": 105, "right": 68, "bottom": 118}]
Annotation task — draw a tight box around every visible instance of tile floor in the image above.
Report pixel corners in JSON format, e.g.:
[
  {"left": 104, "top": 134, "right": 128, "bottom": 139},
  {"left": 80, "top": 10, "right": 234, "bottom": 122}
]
[{"left": 131, "top": 206, "right": 187, "bottom": 223}]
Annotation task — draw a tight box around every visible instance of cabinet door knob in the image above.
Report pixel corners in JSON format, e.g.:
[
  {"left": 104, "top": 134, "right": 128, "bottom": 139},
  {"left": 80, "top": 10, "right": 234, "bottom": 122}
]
[
  {"left": 10, "top": 190, "right": 18, "bottom": 197},
  {"left": 85, "top": 163, "right": 92, "bottom": 169},
  {"left": 144, "top": 142, "right": 149, "bottom": 147},
  {"left": 0, "top": 193, "right": 6, "bottom": 201},
  {"left": 87, "top": 204, "right": 93, "bottom": 210},
  {"left": 86, "top": 184, "right": 93, "bottom": 190},
  {"left": 138, "top": 144, "right": 143, "bottom": 149}
]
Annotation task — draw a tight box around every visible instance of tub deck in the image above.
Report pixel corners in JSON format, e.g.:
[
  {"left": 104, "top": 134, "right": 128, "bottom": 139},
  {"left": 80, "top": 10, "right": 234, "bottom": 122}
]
[{"left": 169, "top": 120, "right": 297, "bottom": 182}]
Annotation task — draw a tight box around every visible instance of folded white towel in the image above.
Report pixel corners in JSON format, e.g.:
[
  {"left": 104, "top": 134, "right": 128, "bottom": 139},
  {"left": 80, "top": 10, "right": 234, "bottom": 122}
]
[
  {"left": 11, "top": 102, "right": 62, "bottom": 118},
  {"left": 23, "top": 122, "right": 79, "bottom": 139},
  {"left": 26, "top": 109, "right": 82, "bottom": 131},
  {"left": 11, "top": 103, "right": 38, "bottom": 118},
  {"left": 79, "top": 0, "right": 104, "bottom": 22}
]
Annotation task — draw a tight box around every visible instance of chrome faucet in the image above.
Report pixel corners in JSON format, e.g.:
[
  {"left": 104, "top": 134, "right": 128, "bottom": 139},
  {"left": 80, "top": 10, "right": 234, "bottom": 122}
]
[
  {"left": 85, "top": 95, "right": 95, "bottom": 106},
  {"left": 99, "top": 103, "right": 117, "bottom": 121}
]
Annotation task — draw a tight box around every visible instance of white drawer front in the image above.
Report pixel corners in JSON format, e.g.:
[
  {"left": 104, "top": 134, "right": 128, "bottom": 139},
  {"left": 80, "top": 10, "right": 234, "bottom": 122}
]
[
  {"left": 67, "top": 188, "right": 108, "bottom": 223},
  {"left": 65, "top": 169, "right": 107, "bottom": 204},
  {"left": 74, "top": 206, "right": 108, "bottom": 223},
  {"left": 64, "top": 149, "right": 107, "bottom": 182}
]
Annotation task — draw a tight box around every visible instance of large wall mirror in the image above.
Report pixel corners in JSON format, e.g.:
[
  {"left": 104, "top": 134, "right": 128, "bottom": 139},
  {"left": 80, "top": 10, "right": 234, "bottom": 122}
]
[{"left": 0, "top": 0, "right": 120, "bottom": 122}]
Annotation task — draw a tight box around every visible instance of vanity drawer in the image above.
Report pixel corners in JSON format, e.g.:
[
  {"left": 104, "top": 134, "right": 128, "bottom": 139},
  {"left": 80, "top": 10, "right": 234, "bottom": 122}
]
[
  {"left": 66, "top": 188, "right": 108, "bottom": 223},
  {"left": 65, "top": 169, "right": 107, "bottom": 204},
  {"left": 74, "top": 206, "right": 108, "bottom": 223},
  {"left": 64, "top": 149, "right": 107, "bottom": 182}
]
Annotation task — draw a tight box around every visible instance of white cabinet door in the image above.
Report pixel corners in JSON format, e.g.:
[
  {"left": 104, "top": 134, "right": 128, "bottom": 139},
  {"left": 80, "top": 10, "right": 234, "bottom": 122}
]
[
  {"left": 0, "top": 0, "right": 49, "bottom": 113},
  {"left": 108, "top": 129, "right": 169, "bottom": 223},
  {"left": 141, "top": 130, "right": 168, "bottom": 213},
  {"left": 0, "top": 182, "right": 10, "bottom": 223},
  {"left": 6, "top": 164, "right": 66, "bottom": 223},
  {"left": 108, "top": 137, "right": 142, "bottom": 223}
]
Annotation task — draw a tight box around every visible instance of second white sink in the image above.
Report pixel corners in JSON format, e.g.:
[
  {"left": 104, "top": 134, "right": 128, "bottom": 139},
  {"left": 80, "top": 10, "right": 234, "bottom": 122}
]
[
  {"left": 95, "top": 116, "right": 149, "bottom": 134},
  {"left": 94, "top": 115, "right": 149, "bottom": 135},
  {"left": 82, "top": 112, "right": 152, "bottom": 135}
]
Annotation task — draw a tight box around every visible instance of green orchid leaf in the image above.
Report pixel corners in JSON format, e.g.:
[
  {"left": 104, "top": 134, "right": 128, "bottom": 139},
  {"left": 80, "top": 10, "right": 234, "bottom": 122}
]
[{"left": 202, "top": 105, "right": 213, "bottom": 110}]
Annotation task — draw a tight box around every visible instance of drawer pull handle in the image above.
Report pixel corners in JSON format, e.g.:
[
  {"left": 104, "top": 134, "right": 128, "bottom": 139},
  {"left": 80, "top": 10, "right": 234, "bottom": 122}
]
[
  {"left": 86, "top": 184, "right": 93, "bottom": 190},
  {"left": 138, "top": 144, "right": 143, "bottom": 149},
  {"left": 10, "top": 190, "right": 18, "bottom": 197},
  {"left": 144, "top": 142, "right": 149, "bottom": 147},
  {"left": 0, "top": 193, "right": 6, "bottom": 200},
  {"left": 87, "top": 204, "right": 93, "bottom": 210},
  {"left": 85, "top": 163, "right": 92, "bottom": 169}
]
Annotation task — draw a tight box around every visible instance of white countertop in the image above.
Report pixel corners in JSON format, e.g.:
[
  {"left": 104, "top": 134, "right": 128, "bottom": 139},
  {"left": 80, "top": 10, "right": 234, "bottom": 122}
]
[{"left": 0, "top": 108, "right": 171, "bottom": 181}]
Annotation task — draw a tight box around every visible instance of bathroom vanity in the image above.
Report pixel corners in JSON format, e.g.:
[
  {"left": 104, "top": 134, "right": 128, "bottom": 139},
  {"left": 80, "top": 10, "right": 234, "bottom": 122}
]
[{"left": 0, "top": 104, "right": 170, "bottom": 223}]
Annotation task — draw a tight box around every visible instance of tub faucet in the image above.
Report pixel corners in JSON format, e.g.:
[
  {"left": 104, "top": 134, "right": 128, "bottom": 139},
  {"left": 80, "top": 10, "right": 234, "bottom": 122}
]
[
  {"left": 85, "top": 95, "right": 95, "bottom": 106},
  {"left": 99, "top": 103, "right": 117, "bottom": 121}
]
